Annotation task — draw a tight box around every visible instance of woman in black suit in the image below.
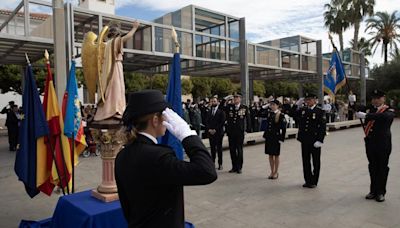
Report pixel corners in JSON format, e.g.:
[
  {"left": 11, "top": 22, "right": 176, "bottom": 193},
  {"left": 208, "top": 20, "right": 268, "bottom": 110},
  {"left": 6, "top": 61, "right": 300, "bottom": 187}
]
[
  {"left": 115, "top": 90, "right": 217, "bottom": 228},
  {"left": 263, "top": 99, "right": 286, "bottom": 179}
]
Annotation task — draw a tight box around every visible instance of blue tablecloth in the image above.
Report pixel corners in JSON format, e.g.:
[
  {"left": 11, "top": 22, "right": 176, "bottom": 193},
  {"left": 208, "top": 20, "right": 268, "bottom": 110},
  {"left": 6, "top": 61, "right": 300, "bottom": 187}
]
[
  {"left": 51, "top": 190, "right": 127, "bottom": 228},
  {"left": 22, "top": 190, "right": 194, "bottom": 228}
]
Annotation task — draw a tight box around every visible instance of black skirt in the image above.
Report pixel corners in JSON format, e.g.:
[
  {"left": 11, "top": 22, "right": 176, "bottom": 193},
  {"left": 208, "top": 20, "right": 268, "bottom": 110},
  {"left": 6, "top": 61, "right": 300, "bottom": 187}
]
[{"left": 265, "top": 140, "right": 281, "bottom": 156}]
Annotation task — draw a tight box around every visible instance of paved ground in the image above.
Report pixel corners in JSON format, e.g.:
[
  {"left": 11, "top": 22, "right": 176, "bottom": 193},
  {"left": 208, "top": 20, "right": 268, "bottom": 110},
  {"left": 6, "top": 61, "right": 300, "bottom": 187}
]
[{"left": 0, "top": 120, "right": 399, "bottom": 228}]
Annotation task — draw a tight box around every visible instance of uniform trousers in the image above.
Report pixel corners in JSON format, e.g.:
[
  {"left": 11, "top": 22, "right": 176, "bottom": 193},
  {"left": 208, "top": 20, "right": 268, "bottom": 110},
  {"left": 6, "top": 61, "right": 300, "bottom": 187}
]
[
  {"left": 228, "top": 133, "right": 244, "bottom": 171},
  {"left": 365, "top": 138, "right": 391, "bottom": 195},
  {"left": 301, "top": 142, "right": 321, "bottom": 185}
]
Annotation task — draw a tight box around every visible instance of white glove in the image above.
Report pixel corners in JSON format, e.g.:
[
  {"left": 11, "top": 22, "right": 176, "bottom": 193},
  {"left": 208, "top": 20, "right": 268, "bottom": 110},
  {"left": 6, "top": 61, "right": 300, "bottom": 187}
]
[
  {"left": 313, "top": 141, "right": 323, "bottom": 148},
  {"left": 162, "top": 108, "right": 197, "bottom": 141},
  {"left": 355, "top": 111, "right": 366, "bottom": 119},
  {"left": 295, "top": 98, "right": 305, "bottom": 106}
]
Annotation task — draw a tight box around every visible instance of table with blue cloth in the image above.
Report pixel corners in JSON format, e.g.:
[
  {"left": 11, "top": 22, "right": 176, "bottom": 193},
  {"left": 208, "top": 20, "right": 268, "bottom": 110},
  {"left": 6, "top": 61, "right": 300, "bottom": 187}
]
[
  {"left": 51, "top": 190, "right": 126, "bottom": 227},
  {"left": 20, "top": 190, "right": 194, "bottom": 228}
]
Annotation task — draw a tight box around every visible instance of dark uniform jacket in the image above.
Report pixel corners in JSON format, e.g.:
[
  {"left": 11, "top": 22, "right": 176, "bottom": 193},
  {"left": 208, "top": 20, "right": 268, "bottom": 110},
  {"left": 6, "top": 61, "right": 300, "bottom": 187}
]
[
  {"left": 263, "top": 111, "right": 287, "bottom": 142},
  {"left": 292, "top": 105, "right": 326, "bottom": 144},
  {"left": 5, "top": 111, "right": 19, "bottom": 128},
  {"left": 205, "top": 106, "right": 226, "bottom": 136},
  {"left": 115, "top": 135, "right": 217, "bottom": 228},
  {"left": 364, "top": 106, "right": 395, "bottom": 147},
  {"left": 225, "top": 104, "right": 251, "bottom": 136}
]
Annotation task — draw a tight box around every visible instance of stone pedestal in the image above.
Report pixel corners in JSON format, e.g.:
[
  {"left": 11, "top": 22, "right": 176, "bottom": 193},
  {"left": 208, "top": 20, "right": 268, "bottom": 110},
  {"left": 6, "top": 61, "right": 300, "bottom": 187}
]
[{"left": 89, "top": 120, "right": 123, "bottom": 202}]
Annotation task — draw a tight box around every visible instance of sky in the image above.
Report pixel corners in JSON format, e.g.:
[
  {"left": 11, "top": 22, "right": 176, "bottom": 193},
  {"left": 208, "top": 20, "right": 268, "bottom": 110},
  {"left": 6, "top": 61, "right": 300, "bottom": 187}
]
[{"left": 1, "top": 0, "right": 399, "bottom": 67}]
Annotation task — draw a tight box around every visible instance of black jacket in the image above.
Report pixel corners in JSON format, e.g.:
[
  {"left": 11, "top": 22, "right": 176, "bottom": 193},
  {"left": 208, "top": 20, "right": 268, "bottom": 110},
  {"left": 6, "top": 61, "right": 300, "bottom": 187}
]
[
  {"left": 5, "top": 111, "right": 19, "bottom": 129},
  {"left": 263, "top": 111, "right": 287, "bottom": 142},
  {"left": 115, "top": 134, "right": 217, "bottom": 228},
  {"left": 225, "top": 104, "right": 251, "bottom": 136},
  {"left": 291, "top": 105, "right": 326, "bottom": 144},
  {"left": 205, "top": 106, "right": 226, "bottom": 136},
  {"left": 364, "top": 106, "right": 395, "bottom": 149}
]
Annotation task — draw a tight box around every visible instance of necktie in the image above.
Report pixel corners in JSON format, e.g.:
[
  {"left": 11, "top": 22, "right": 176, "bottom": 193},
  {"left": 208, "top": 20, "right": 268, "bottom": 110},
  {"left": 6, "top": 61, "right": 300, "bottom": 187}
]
[{"left": 212, "top": 107, "right": 216, "bottom": 116}]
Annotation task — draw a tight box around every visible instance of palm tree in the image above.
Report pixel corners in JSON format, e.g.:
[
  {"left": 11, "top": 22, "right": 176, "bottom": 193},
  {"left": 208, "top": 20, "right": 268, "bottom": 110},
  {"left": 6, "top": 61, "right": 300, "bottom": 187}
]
[
  {"left": 365, "top": 11, "right": 400, "bottom": 63},
  {"left": 390, "top": 49, "right": 400, "bottom": 62},
  {"left": 349, "top": 37, "right": 372, "bottom": 63},
  {"left": 344, "top": 0, "right": 375, "bottom": 50},
  {"left": 324, "top": 0, "right": 349, "bottom": 52}
]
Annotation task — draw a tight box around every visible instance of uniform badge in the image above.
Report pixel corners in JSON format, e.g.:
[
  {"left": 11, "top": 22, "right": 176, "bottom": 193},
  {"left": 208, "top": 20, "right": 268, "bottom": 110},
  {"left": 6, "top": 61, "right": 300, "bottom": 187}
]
[{"left": 312, "top": 113, "right": 316, "bottom": 119}]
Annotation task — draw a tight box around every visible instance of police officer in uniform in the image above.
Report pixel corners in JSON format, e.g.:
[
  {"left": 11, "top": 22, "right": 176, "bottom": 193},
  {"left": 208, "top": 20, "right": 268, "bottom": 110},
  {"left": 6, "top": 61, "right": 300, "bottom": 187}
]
[
  {"left": 356, "top": 89, "right": 395, "bottom": 202},
  {"left": 263, "top": 99, "right": 286, "bottom": 179},
  {"left": 291, "top": 93, "right": 326, "bottom": 188},
  {"left": 225, "top": 92, "right": 251, "bottom": 174},
  {"left": 115, "top": 90, "right": 217, "bottom": 228}
]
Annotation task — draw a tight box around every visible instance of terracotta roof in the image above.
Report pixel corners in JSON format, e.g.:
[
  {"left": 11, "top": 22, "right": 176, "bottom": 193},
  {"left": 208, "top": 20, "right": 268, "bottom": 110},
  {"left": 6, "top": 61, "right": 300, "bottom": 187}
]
[{"left": 0, "top": 9, "right": 50, "bottom": 21}]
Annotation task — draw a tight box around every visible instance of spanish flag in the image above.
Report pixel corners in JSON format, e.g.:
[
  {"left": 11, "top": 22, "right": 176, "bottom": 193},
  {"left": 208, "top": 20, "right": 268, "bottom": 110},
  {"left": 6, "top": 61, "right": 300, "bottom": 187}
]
[
  {"left": 37, "top": 61, "right": 73, "bottom": 195},
  {"left": 15, "top": 64, "right": 49, "bottom": 198}
]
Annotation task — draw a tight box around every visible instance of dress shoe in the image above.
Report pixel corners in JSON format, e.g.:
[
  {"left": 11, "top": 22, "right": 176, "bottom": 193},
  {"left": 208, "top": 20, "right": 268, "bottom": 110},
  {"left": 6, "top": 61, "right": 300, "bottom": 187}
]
[
  {"left": 365, "top": 192, "right": 376, "bottom": 200},
  {"left": 218, "top": 165, "right": 223, "bottom": 170},
  {"left": 229, "top": 169, "right": 236, "bottom": 173},
  {"left": 375, "top": 194, "right": 385, "bottom": 202},
  {"left": 302, "top": 183, "right": 316, "bottom": 188},
  {"left": 236, "top": 170, "right": 242, "bottom": 174}
]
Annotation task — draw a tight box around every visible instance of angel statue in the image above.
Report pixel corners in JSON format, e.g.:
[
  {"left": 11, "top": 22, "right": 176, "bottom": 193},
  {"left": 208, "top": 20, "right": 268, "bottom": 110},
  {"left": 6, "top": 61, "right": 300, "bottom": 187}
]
[{"left": 81, "top": 21, "right": 140, "bottom": 121}]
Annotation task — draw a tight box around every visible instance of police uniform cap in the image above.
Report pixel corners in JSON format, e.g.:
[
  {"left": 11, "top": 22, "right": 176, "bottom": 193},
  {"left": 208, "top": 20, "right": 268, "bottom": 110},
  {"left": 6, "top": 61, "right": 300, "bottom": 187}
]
[
  {"left": 269, "top": 99, "right": 280, "bottom": 106},
  {"left": 304, "top": 92, "right": 317, "bottom": 99},
  {"left": 122, "top": 89, "right": 170, "bottom": 125},
  {"left": 371, "top": 89, "right": 385, "bottom": 98}
]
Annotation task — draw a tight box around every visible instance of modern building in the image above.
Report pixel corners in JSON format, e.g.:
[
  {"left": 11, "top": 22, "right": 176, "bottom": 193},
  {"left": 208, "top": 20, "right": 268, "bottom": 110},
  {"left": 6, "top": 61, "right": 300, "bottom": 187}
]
[{"left": 0, "top": 0, "right": 368, "bottom": 105}]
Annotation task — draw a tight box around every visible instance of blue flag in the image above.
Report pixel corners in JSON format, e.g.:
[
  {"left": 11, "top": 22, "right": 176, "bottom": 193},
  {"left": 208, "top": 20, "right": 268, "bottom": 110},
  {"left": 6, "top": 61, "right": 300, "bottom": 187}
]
[
  {"left": 324, "top": 50, "right": 346, "bottom": 99},
  {"left": 161, "top": 53, "right": 184, "bottom": 160},
  {"left": 63, "top": 60, "right": 82, "bottom": 139},
  {"left": 14, "top": 65, "right": 49, "bottom": 198}
]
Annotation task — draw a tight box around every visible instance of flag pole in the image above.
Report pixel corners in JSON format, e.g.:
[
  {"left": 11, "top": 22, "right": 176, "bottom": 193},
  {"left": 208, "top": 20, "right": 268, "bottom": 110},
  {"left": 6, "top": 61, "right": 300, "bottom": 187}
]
[
  {"left": 44, "top": 50, "right": 70, "bottom": 195},
  {"left": 71, "top": 57, "right": 76, "bottom": 194},
  {"left": 328, "top": 34, "right": 365, "bottom": 131},
  {"left": 72, "top": 131, "right": 75, "bottom": 193}
]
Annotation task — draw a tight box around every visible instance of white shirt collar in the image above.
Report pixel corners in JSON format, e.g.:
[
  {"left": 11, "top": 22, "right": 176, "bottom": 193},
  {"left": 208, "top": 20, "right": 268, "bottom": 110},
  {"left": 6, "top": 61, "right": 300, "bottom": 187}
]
[
  {"left": 310, "top": 104, "right": 316, "bottom": 110},
  {"left": 274, "top": 109, "right": 279, "bottom": 113},
  {"left": 235, "top": 104, "right": 240, "bottom": 109},
  {"left": 138, "top": 132, "right": 158, "bottom": 144}
]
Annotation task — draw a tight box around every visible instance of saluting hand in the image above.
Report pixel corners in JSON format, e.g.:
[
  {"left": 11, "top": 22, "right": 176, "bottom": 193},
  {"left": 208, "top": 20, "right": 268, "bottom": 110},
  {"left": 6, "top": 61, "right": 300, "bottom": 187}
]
[
  {"left": 355, "top": 111, "right": 366, "bottom": 119},
  {"left": 162, "top": 108, "right": 197, "bottom": 141}
]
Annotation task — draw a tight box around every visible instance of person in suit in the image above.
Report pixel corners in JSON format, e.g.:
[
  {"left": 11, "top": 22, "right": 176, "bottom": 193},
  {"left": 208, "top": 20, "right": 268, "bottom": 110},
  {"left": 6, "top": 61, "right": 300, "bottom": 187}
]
[
  {"left": 263, "top": 99, "right": 286, "bottom": 179},
  {"left": 291, "top": 93, "right": 326, "bottom": 188},
  {"left": 115, "top": 90, "right": 217, "bottom": 228},
  {"left": 225, "top": 92, "right": 251, "bottom": 174},
  {"left": 356, "top": 89, "right": 395, "bottom": 202},
  {"left": 206, "top": 96, "right": 226, "bottom": 170}
]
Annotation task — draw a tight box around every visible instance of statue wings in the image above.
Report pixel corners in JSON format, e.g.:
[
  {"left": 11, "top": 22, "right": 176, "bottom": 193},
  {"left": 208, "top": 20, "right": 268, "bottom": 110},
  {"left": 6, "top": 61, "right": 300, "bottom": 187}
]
[{"left": 81, "top": 26, "right": 109, "bottom": 103}]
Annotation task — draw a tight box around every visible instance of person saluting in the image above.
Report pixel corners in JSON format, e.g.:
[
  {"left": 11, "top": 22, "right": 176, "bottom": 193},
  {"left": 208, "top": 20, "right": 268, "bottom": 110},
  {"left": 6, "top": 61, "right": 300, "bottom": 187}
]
[{"left": 115, "top": 90, "right": 217, "bottom": 228}]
